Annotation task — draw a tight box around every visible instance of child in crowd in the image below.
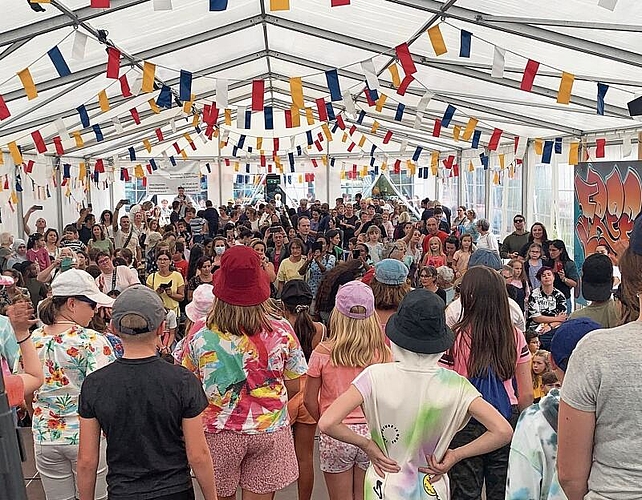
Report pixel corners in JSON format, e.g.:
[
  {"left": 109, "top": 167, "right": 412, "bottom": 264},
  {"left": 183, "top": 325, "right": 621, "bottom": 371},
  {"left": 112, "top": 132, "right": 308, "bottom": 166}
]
[
  {"left": 318, "top": 289, "right": 513, "bottom": 500},
  {"left": 525, "top": 330, "right": 541, "bottom": 355},
  {"left": 525, "top": 243, "right": 544, "bottom": 289},
  {"left": 304, "top": 281, "right": 391, "bottom": 500},
  {"left": 453, "top": 234, "right": 474, "bottom": 278},
  {"left": 60, "top": 224, "right": 87, "bottom": 253},
  {"left": 508, "top": 258, "right": 530, "bottom": 313},
  {"left": 171, "top": 241, "right": 189, "bottom": 280},
  {"left": 26, "top": 233, "right": 50, "bottom": 272},
  {"left": 423, "top": 236, "right": 447, "bottom": 268},
  {"left": 365, "top": 226, "right": 384, "bottom": 264},
  {"left": 541, "top": 371, "right": 561, "bottom": 395},
  {"left": 532, "top": 349, "right": 551, "bottom": 402}
]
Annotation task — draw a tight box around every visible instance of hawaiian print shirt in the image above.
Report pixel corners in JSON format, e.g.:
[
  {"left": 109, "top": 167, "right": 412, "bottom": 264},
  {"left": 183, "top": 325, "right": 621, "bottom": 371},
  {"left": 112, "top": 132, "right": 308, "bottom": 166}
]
[
  {"left": 32, "top": 325, "right": 115, "bottom": 445},
  {"left": 183, "top": 317, "right": 307, "bottom": 434}
]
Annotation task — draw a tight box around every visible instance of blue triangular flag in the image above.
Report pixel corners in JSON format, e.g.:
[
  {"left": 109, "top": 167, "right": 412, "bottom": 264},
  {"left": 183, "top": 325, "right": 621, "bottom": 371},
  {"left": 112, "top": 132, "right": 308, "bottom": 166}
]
[
  {"left": 306, "top": 131, "right": 313, "bottom": 145},
  {"left": 459, "top": 30, "right": 472, "bottom": 58},
  {"left": 554, "top": 137, "right": 563, "bottom": 154},
  {"left": 237, "top": 135, "right": 246, "bottom": 149},
  {"left": 356, "top": 110, "right": 366, "bottom": 125},
  {"left": 128, "top": 147, "right": 136, "bottom": 161},
  {"left": 597, "top": 83, "right": 609, "bottom": 116},
  {"left": 325, "top": 69, "right": 342, "bottom": 101},
  {"left": 326, "top": 102, "right": 336, "bottom": 121},
  {"left": 264, "top": 106, "right": 274, "bottom": 129},
  {"left": 156, "top": 85, "right": 172, "bottom": 109},
  {"left": 441, "top": 105, "right": 456, "bottom": 128},
  {"left": 542, "top": 140, "right": 554, "bottom": 164},
  {"left": 47, "top": 46, "right": 71, "bottom": 77},
  {"left": 395, "top": 103, "right": 405, "bottom": 121},
  {"left": 169, "top": 156, "right": 176, "bottom": 166},
  {"left": 77, "top": 105, "right": 90, "bottom": 128},
  {"left": 149, "top": 158, "right": 158, "bottom": 171},
  {"left": 412, "top": 146, "right": 423, "bottom": 161},
  {"left": 471, "top": 130, "right": 481, "bottom": 148},
  {"left": 245, "top": 109, "right": 252, "bottom": 129},
  {"left": 179, "top": 70, "right": 192, "bottom": 102},
  {"left": 209, "top": 0, "right": 227, "bottom": 10}
]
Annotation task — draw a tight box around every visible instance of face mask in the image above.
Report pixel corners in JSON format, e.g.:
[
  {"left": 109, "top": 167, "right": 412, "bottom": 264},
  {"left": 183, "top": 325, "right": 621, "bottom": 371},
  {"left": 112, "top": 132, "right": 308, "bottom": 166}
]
[
  {"left": 403, "top": 255, "right": 413, "bottom": 268},
  {"left": 215, "top": 246, "right": 225, "bottom": 255}
]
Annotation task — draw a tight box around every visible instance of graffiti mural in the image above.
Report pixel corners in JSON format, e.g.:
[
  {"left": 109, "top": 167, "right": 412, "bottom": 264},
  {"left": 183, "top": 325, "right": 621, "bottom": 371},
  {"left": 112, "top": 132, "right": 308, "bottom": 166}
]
[{"left": 574, "top": 161, "right": 642, "bottom": 265}]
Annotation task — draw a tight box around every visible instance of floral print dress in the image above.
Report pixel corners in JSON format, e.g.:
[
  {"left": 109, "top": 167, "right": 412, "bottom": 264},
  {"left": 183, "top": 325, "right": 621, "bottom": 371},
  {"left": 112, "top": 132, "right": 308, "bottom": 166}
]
[{"left": 32, "top": 325, "right": 115, "bottom": 445}]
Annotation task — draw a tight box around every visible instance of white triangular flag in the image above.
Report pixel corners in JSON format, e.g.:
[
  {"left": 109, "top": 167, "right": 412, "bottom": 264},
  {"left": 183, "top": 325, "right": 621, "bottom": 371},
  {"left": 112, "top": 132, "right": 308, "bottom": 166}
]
[
  {"left": 161, "top": 151, "right": 169, "bottom": 166},
  {"left": 112, "top": 117, "right": 123, "bottom": 134},
  {"left": 216, "top": 79, "right": 228, "bottom": 108},
  {"left": 237, "top": 106, "right": 246, "bottom": 129},
  {"left": 221, "top": 129, "right": 230, "bottom": 142},
  {"left": 623, "top": 132, "right": 633, "bottom": 157},
  {"left": 72, "top": 31, "right": 88, "bottom": 61},
  {"left": 54, "top": 117, "right": 70, "bottom": 141},
  {"left": 361, "top": 59, "right": 380, "bottom": 90},
  {"left": 199, "top": 132, "right": 208, "bottom": 145},
  {"left": 598, "top": 0, "right": 618, "bottom": 10},
  {"left": 515, "top": 136, "right": 528, "bottom": 159},
  {"left": 170, "top": 118, "right": 176, "bottom": 134},
  {"left": 290, "top": 136, "right": 296, "bottom": 149},
  {"left": 112, "top": 155, "right": 119, "bottom": 168},
  {"left": 342, "top": 91, "right": 356, "bottom": 117},
  {"left": 399, "top": 140, "right": 407, "bottom": 154},
  {"left": 130, "top": 77, "right": 143, "bottom": 96},
  {"left": 492, "top": 46, "right": 506, "bottom": 78},
  {"left": 416, "top": 92, "right": 433, "bottom": 113},
  {"left": 153, "top": 0, "right": 173, "bottom": 10}
]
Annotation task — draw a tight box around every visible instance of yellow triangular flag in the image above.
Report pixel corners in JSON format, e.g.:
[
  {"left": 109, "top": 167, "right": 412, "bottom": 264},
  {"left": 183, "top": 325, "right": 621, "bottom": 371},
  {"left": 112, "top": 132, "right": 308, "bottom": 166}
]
[
  {"left": 270, "top": 0, "right": 289, "bottom": 10},
  {"left": 569, "top": 141, "right": 580, "bottom": 165},
  {"left": 371, "top": 121, "right": 380, "bottom": 133},
  {"left": 322, "top": 123, "right": 332, "bottom": 141},
  {"left": 468, "top": 160, "right": 475, "bottom": 172},
  {"left": 18, "top": 68, "right": 37, "bottom": 100},
  {"left": 78, "top": 162, "right": 86, "bottom": 181},
  {"left": 192, "top": 114, "right": 200, "bottom": 127},
  {"left": 427, "top": 25, "right": 447, "bottom": 56},
  {"left": 0, "top": 150, "right": 4, "bottom": 165},
  {"left": 180, "top": 149, "right": 188, "bottom": 160},
  {"left": 11, "top": 190, "right": 18, "bottom": 204},
  {"left": 7, "top": 141, "right": 23, "bottom": 165},
  {"left": 148, "top": 99, "right": 160, "bottom": 114},
  {"left": 290, "top": 77, "right": 304, "bottom": 109},
  {"left": 321, "top": 156, "right": 328, "bottom": 166},
  {"left": 499, "top": 154, "right": 505, "bottom": 170},
  {"left": 341, "top": 132, "right": 348, "bottom": 143},
  {"left": 225, "top": 109, "right": 231, "bottom": 126},
  {"left": 142, "top": 62, "right": 156, "bottom": 93},
  {"left": 143, "top": 139, "right": 152, "bottom": 153},
  {"left": 98, "top": 90, "right": 110, "bottom": 112},
  {"left": 183, "top": 94, "right": 195, "bottom": 114},
  {"left": 388, "top": 64, "right": 401, "bottom": 88},
  {"left": 381, "top": 161, "right": 387, "bottom": 171},
  {"left": 135, "top": 164, "right": 145, "bottom": 178},
  {"left": 557, "top": 72, "right": 575, "bottom": 105},
  {"left": 72, "top": 131, "right": 84, "bottom": 148},
  {"left": 358, "top": 134, "right": 367, "bottom": 148},
  {"left": 509, "top": 165, "right": 515, "bottom": 178},
  {"left": 375, "top": 94, "right": 387, "bottom": 112},
  {"left": 462, "top": 118, "right": 478, "bottom": 141},
  {"left": 431, "top": 151, "right": 439, "bottom": 168},
  {"left": 340, "top": 170, "right": 346, "bottom": 180},
  {"left": 291, "top": 106, "right": 300, "bottom": 127},
  {"left": 453, "top": 125, "right": 461, "bottom": 142},
  {"left": 493, "top": 171, "right": 500, "bottom": 185},
  {"left": 534, "top": 138, "right": 543, "bottom": 155},
  {"left": 305, "top": 107, "right": 314, "bottom": 125},
  {"left": 257, "top": 137, "right": 263, "bottom": 149}
]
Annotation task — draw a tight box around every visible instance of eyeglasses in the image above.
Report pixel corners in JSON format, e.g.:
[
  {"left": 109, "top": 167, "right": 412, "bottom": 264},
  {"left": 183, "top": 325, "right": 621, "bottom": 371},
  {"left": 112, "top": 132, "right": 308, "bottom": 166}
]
[
  {"left": 74, "top": 296, "right": 97, "bottom": 310},
  {"left": 97, "top": 258, "right": 111, "bottom": 265},
  {"left": 514, "top": 219, "right": 525, "bottom": 223},
  {"left": 419, "top": 274, "right": 433, "bottom": 279}
]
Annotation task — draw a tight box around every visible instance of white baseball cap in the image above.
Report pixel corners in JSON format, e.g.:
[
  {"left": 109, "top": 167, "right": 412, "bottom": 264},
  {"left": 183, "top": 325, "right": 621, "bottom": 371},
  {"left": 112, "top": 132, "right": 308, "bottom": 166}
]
[{"left": 51, "top": 269, "right": 114, "bottom": 307}]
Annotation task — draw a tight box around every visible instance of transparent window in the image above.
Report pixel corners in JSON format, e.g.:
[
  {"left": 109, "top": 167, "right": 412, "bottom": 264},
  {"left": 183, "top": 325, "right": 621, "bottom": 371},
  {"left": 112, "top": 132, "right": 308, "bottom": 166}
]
[
  {"left": 462, "top": 165, "right": 486, "bottom": 219},
  {"left": 490, "top": 165, "right": 523, "bottom": 238},
  {"left": 438, "top": 173, "right": 459, "bottom": 217}
]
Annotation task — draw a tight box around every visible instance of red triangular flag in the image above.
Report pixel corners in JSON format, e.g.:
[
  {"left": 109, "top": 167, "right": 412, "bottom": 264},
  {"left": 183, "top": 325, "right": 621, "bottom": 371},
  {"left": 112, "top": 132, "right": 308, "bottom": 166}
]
[
  {"left": 433, "top": 119, "right": 442, "bottom": 137},
  {"left": 397, "top": 74, "right": 414, "bottom": 96},
  {"left": 596, "top": 138, "right": 606, "bottom": 158},
  {"left": 521, "top": 59, "right": 539, "bottom": 92},
  {"left": 383, "top": 130, "right": 393, "bottom": 144},
  {"left": 0, "top": 95, "right": 10, "bottom": 120},
  {"left": 395, "top": 42, "right": 417, "bottom": 75},
  {"left": 130, "top": 108, "right": 141, "bottom": 125},
  {"left": 488, "top": 128, "right": 503, "bottom": 151},
  {"left": 349, "top": 124, "right": 357, "bottom": 136},
  {"left": 335, "top": 115, "right": 346, "bottom": 130},
  {"left": 119, "top": 74, "right": 132, "bottom": 97},
  {"left": 173, "top": 142, "right": 181, "bottom": 154},
  {"left": 31, "top": 130, "right": 47, "bottom": 153},
  {"left": 53, "top": 136, "right": 64, "bottom": 155},
  {"left": 155, "top": 128, "right": 164, "bottom": 142},
  {"left": 316, "top": 98, "right": 328, "bottom": 121},
  {"left": 251, "top": 80, "right": 264, "bottom": 111}
]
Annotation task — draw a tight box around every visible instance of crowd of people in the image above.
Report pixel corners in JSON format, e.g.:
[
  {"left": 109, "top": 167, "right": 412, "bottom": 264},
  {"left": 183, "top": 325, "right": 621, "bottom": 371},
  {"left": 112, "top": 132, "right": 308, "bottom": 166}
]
[{"left": 0, "top": 188, "right": 640, "bottom": 500}]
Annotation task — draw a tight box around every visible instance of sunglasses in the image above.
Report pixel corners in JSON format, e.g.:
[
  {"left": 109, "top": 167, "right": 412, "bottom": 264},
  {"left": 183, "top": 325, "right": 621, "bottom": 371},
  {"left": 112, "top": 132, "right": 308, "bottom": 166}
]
[
  {"left": 74, "top": 296, "right": 97, "bottom": 310},
  {"left": 514, "top": 219, "right": 525, "bottom": 223}
]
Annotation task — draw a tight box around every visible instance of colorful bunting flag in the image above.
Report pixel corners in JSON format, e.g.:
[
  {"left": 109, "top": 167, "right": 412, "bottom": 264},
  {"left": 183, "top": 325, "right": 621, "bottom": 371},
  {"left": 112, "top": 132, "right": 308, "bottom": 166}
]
[
  {"left": 361, "top": 59, "right": 379, "bottom": 92},
  {"left": 568, "top": 141, "right": 580, "bottom": 165},
  {"left": 555, "top": 137, "right": 563, "bottom": 154},
  {"left": 597, "top": 83, "right": 609, "bottom": 115},
  {"left": 488, "top": 128, "right": 503, "bottom": 151},
  {"left": 520, "top": 59, "right": 539, "bottom": 92},
  {"left": 0, "top": 95, "right": 10, "bottom": 120},
  {"left": 141, "top": 62, "right": 156, "bottom": 93},
  {"left": 395, "top": 42, "right": 416, "bottom": 75},
  {"left": 388, "top": 64, "right": 401, "bottom": 88},
  {"left": 8, "top": 142, "right": 23, "bottom": 165},
  {"left": 91, "top": 0, "right": 110, "bottom": 7},
  {"left": 471, "top": 130, "right": 481, "bottom": 149},
  {"left": 397, "top": 74, "right": 414, "bottom": 96},
  {"left": 375, "top": 94, "right": 387, "bottom": 112},
  {"left": 72, "top": 131, "right": 84, "bottom": 148},
  {"left": 93, "top": 124, "right": 104, "bottom": 142},
  {"left": 209, "top": 0, "right": 227, "bottom": 10},
  {"left": 106, "top": 47, "right": 121, "bottom": 79},
  {"left": 216, "top": 79, "right": 228, "bottom": 107},
  {"left": 441, "top": 104, "right": 456, "bottom": 128},
  {"left": 252, "top": 79, "right": 265, "bottom": 111},
  {"left": 557, "top": 72, "right": 575, "bottom": 104},
  {"left": 130, "top": 108, "right": 141, "bottom": 124},
  {"left": 459, "top": 30, "right": 472, "bottom": 58},
  {"left": 156, "top": 85, "right": 172, "bottom": 108},
  {"left": 316, "top": 98, "right": 328, "bottom": 121},
  {"left": 53, "top": 136, "right": 64, "bottom": 155},
  {"left": 542, "top": 141, "right": 554, "bottom": 163},
  {"left": 98, "top": 90, "right": 110, "bottom": 112},
  {"left": 77, "top": 105, "right": 90, "bottom": 128},
  {"left": 17, "top": 68, "right": 37, "bottom": 100},
  {"left": 264, "top": 106, "right": 274, "bottom": 129},
  {"left": 453, "top": 125, "right": 461, "bottom": 142},
  {"left": 72, "top": 31, "right": 88, "bottom": 61},
  {"left": 31, "top": 130, "right": 47, "bottom": 153},
  {"left": 47, "top": 46, "right": 71, "bottom": 77},
  {"left": 491, "top": 46, "right": 506, "bottom": 78},
  {"left": 383, "top": 130, "right": 393, "bottom": 144},
  {"left": 325, "top": 69, "right": 342, "bottom": 101},
  {"left": 462, "top": 118, "right": 478, "bottom": 141},
  {"left": 596, "top": 138, "right": 606, "bottom": 158},
  {"left": 534, "top": 138, "right": 543, "bottom": 155},
  {"left": 432, "top": 119, "right": 442, "bottom": 137},
  {"left": 179, "top": 70, "right": 192, "bottom": 102},
  {"left": 305, "top": 108, "right": 314, "bottom": 125},
  {"left": 290, "top": 77, "right": 304, "bottom": 109},
  {"left": 291, "top": 106, "right": 300, "bottom": 127},
  {"left": 119, "top": 74, "right": 132, "bottom": 97},
  {"left": 394, "top": 103, "right": 405, "bottom": 121},
  {"left": 270, "top": 0, "right": 289, "bottom": 10},
  {"left": 427, "top": 25, "right": 447, "bottom": 56}
]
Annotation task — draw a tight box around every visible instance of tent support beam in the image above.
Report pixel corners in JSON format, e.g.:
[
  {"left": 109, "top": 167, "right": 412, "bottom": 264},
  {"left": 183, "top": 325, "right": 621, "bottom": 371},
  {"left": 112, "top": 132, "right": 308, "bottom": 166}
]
[
  {"left": 262, "top": 16, "right": 627, "bottom": 119},
  {"left": 384, "top": 0, "right": 642, "bottom": 69},
  {"left": 475, "top": 15, "right": 642, "bottom": 33}
]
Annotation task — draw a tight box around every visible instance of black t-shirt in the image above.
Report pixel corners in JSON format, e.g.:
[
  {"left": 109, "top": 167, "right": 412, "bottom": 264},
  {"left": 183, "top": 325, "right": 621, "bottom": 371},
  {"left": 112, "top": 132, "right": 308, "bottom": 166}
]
[
  {"left": 78, "top": 226, "right": 92, "bottom": 245},
  {"left": 338, "top": 215, "right": 358, "bottom": 243},
  {"left": 79, "top": 356, "right": 208, "bottom": 500}
]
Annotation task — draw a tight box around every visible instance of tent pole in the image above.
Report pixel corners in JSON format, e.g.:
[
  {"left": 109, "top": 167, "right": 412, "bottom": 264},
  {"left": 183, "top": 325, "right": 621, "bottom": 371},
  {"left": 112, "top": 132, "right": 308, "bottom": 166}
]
[
  {"left": 217, "top": 134, "right": 222, "bottom": 206},
  {"left": 15, "top": 164, "right": 25, "bottom": 238},
  {"left": 55, "top": 157, "right": 64, "bottom": 232}
]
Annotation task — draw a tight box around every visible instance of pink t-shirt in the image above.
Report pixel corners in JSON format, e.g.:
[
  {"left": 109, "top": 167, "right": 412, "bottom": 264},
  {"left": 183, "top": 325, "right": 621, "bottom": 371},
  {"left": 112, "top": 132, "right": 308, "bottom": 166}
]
[
  {"left": 27, "top": 247, "right": 50, "bottom": 272},
  {"left": 439, "top": 328, "right": 530, "bottom": 405},
  {"left": 307, "top": 343, "right": 367, "bottom": 424}
]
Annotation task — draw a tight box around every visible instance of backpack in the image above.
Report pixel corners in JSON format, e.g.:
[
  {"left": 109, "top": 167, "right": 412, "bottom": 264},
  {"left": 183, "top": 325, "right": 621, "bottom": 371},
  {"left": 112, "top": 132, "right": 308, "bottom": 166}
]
[{"left": 468, "top": 368, "right": 513, "bottom": 420}]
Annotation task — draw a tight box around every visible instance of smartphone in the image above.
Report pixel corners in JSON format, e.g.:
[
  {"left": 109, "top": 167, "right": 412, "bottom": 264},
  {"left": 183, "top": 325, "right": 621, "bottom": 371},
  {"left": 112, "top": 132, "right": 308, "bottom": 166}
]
[
  {"left": 352, "top": 249, "right": 361, "bottom": 259},
  {"left": 121, "top": 199, "right": 131, "bottom": 205},
  {"left": 33, "top": 205, "right": 43, "bottom": 210},
  {"left": 161, "top": 280, "right": 173, "bottom": 289}
]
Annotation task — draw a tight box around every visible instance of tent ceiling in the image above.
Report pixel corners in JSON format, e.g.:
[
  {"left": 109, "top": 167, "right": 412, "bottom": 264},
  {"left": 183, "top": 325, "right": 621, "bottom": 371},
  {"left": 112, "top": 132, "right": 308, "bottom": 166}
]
[{"left": 2, "top": 0, "right": 642, "bottom": 160}]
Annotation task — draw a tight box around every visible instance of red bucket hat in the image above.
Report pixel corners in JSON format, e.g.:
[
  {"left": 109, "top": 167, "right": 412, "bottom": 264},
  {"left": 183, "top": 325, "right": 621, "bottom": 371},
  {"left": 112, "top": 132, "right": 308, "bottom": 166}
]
[{"left": 213, "top": 245, "right": 271, "bottom": 306}]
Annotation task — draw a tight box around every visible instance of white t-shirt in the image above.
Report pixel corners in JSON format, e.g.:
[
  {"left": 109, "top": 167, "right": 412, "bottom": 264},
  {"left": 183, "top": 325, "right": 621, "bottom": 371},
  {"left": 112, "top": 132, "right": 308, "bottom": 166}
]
[
  {"left": 562, "top": 321, "right": 642, "bottom": 499},
  {"left": 95, "top": 266, "right": 140, "bottom": 293},
  {"left": 352, "top": 346, "right": 479, "bottom": 500},
  {"left": 446, "top": 297, "right": 526, "bottom": 332}
]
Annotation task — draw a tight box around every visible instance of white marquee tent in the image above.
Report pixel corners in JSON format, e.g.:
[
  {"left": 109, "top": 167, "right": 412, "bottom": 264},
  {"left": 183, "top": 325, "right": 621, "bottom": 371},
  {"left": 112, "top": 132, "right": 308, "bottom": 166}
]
[{"left": 1, "top": 0, "right": 641, "bottom": 238}]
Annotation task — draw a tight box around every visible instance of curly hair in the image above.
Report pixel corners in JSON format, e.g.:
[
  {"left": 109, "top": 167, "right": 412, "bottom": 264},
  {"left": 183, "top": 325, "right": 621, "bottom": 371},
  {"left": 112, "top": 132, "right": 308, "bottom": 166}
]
[
  {"left": 315, "top": 260, "right": 365, "bottom": 314},
  {"left": 369, "top": 277, "right": 411, "bottom": 310}
]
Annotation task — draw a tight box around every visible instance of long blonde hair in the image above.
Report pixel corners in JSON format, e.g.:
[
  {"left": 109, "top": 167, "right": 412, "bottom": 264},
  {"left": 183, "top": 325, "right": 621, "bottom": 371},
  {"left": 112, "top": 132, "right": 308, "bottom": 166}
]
[
  {"left": 327, "top": 307, "right": 391, "bottom": 367},
  {"left": 207, "top": 297, "right": 274, "bottom": 336}
]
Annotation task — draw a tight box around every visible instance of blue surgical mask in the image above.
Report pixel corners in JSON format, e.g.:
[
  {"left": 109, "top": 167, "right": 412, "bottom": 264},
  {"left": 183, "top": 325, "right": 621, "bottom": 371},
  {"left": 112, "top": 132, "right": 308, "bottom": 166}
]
[{"left": 215, "top": 246, "right": 225, "bottom": 255}]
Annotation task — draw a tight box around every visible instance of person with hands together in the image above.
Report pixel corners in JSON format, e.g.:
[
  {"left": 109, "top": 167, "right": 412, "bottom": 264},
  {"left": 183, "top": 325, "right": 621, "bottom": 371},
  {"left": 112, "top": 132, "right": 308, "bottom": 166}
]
[{"left": 146, "top": 250, "right": 185, "bottom": 317}]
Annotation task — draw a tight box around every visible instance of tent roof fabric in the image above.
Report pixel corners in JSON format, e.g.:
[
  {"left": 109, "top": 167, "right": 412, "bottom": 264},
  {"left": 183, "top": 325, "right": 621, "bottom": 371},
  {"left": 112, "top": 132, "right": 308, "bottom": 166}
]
[{"left": 1, "top": 0, "right": 641, "bottom": 160}]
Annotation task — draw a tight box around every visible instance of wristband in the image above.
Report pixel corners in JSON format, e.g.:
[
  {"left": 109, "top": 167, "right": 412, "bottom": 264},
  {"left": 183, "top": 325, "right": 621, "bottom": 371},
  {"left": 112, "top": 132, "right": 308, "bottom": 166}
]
[{"left": 17, "top": 333, "right": 32, "bottom": 345}]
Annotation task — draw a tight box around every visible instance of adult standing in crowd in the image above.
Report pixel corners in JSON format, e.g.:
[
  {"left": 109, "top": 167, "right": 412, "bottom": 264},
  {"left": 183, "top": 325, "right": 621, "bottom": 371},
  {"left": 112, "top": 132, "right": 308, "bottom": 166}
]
[
  {"left": 520, "top": 222, "right": 550, "bottom": 259},
  {"left": 475, "top": 218, "right": 499, "bottom": 256},
  {"left": 146, "top": 250, "right": 185, "bottom": 317},
  {"left": 183, "top": 245, "right": 307, "bottom": 500},
  {"left": 501, "top": 215, "right": 530, "bottom": 259},
  {"left": 94, "top": 252, "right": 140, "bottom": 294},
  {"left": 547, "top": 239, "right": 579, "bottom": 313},
  {"left": 558, "top": 217, "right": 642, "bottom": 499},
  {"left": 202, "top": 200, "right": 220, "bottom": 237},
  {"left": 23, "top": 205, "right": 48, "bottom": 237}
]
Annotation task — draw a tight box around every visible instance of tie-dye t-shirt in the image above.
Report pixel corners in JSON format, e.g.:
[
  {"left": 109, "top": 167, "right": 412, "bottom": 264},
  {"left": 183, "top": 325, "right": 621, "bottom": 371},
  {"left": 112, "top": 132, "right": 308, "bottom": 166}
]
[
  {"left": 352, "top": 348, "right": 479, "bottom": 500},
  {"left": 183, "top": 317, "right": 307, "bottom": 434}
]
